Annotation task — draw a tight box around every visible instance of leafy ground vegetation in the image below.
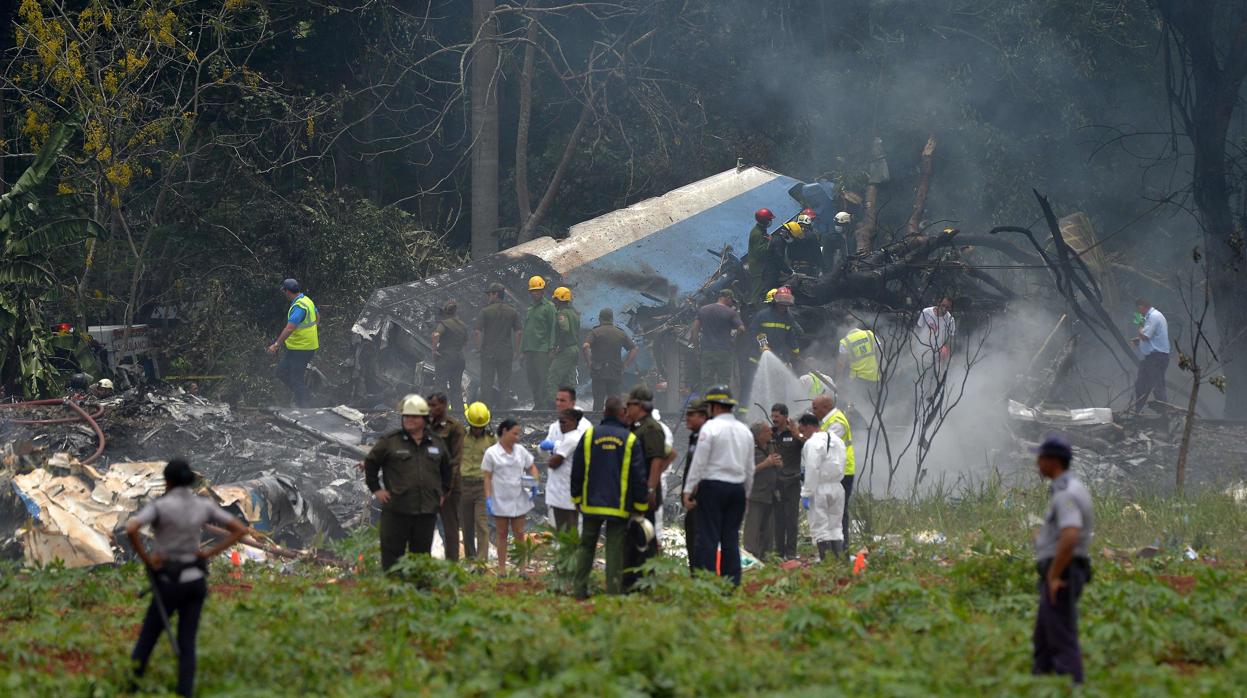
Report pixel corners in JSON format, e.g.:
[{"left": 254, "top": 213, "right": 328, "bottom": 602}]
[{"left": 2, "top": 487, "right": 1246, "bottom": 697}]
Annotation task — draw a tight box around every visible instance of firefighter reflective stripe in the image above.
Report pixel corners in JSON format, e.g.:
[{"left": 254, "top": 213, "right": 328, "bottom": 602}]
[
  {"left": 578, "top": 427, "right": 643, "bottom": 517},
  {"left": 760, "top": 321, "right": 791, "bottom": 330},
  {"left": 823, "top": 409, "right": 856, "bottom": 476},
  {"left": 842, "top": 329, "right": 879, "bottom": 381},
  {"left": 285, "top": 296, "right": 319, "bottom": 351}
]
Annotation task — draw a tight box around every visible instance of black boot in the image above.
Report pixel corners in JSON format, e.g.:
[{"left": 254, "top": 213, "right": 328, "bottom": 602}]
[
  {"left": 830, "top": 540, "right": 845, "bottom": 559},
  {"left": 816, "top": 541, "right": 829, "bottom": 562}
]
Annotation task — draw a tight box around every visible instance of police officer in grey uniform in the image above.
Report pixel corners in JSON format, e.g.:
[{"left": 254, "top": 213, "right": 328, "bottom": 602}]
[
  {"left": 125, "top": 459, "right": 248, "bottom": 697},
  {"left": 1032, "top": 433, "right": 1094, "bottom": 685}
]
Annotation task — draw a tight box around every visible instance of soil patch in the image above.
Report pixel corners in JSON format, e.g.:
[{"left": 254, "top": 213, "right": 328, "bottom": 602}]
[{"left": 1158, "top": 575, "right": 1196, "bottom": 595}]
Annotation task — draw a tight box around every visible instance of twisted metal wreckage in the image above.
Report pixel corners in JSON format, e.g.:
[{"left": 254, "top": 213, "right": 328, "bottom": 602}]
[{"left": 4, "top": 159, "right": 1225, "bottom": 569}]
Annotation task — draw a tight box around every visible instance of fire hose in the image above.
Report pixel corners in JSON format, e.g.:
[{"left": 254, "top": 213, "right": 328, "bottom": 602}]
[{"left": 0, "top": 398, "right": 107, "bottom": 464}]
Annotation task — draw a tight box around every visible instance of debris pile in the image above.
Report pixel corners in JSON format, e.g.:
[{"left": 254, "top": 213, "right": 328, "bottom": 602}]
[
  {"left": 1, "top": 387, "right": 387, "bottom": 566},
  {"left": 1005, "top": 399, "right": 1247, "bottom": 491}
]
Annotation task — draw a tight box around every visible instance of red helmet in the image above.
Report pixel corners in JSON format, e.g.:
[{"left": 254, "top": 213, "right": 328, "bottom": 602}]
[
  {"left": 800, "top": 208, "right": 817, "bottom": 219},
  {"left": 755, "top": 208, "right": 775, "bottom": 224}
]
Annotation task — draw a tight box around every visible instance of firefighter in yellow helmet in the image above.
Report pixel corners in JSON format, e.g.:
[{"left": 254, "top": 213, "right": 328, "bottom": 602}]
[
  {"left": 545, "top": 287, "right": 581, "bottom": 401},
  {"left": 789, "top": 210, "right": 825, "bottom": 275},
  {"left": 520, "top": 275, "right": 556, "bottom": 406},
  {"left": 761, "top": 222, "right": 802, "bottom": 295},
  {"left": 363, "top": 394, "right": 453, "bottom": 569},
  {"left": 458, "top": 401, "right": 496, "bottom": 559}
]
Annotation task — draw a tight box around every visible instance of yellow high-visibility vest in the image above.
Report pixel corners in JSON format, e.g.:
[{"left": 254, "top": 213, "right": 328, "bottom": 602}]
[
  {"left": 840, "top": 329, "right": 879, "bottom": 382},
  {"left": 821, "top": 408, "right": 855, "bottom": 476},
  {"left": 285, "top": 295, "right": 319, "bottom": 350}
]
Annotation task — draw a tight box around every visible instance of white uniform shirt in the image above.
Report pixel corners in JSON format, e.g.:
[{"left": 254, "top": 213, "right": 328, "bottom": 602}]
[
  {"left": 545, "top": 419, "right": 588, "bottom": 510},
  {"left": 916, "top": 307, "right": 956, "bottom": 351},
  {"left": 481, "top": 443, "right": 535, "bottom": 518},
  {"left": 800, "top": 431, "right": 846, "bottom": 498},
  {"left": 682, "top": 412, "right": 754, "bottom": 496}
]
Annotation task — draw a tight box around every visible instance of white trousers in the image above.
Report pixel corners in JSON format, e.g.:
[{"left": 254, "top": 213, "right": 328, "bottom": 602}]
[{"left": 807, "top": 483, "right": 845, "bottom": 544}]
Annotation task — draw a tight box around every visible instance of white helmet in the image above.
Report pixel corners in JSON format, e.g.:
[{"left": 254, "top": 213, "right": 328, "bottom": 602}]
[
  {"left": 95, "top": 378, "right": 114, "bottom": 390},
  {"left": 398, "top": 394, "right": 430, "bottom": 416},
  {"left": 834, "top": 211, "right": 852, "bottom": 225},
  {"left": 796, "top": 213, "right": 814, "bottom": 227}
]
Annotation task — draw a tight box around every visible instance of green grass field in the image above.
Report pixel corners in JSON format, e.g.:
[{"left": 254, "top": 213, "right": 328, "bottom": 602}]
[{"left": 3, "top": 486, "right": 1246, "bottom": 697}]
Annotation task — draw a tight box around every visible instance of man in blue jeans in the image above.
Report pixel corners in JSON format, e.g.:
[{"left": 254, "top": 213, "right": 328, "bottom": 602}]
[
  {"left": 267, "top": 278, "right": 318, "bottom": 407},
  {"left": 681, "top": 385, "right": 754, "bottom": 586}
]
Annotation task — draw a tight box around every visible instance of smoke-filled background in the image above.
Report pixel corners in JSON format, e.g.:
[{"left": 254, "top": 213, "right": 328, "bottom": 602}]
[{"left": 2, "top": 0, "right": 1241, "bottom": 410}]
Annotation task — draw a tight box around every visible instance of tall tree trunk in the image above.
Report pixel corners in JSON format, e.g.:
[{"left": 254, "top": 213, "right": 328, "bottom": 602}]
[
  {"left": 517, "top": 100, "right": 593, "bottom": 244},
  {"left": 1156, "top": 0, "right": 1247, "bottom": 418},
  {"left": 470, "top": 0, "right": 500, "bottom": 258},
  {"left": 514, "top": 17, "right": 539, "bottom": 231}
]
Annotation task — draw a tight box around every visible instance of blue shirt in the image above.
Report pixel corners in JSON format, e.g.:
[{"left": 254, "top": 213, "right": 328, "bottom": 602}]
[
  {"left": 1139, "top": 307, "right": 1169, "bottom": 356},
  {"left": 287, "top": 293, "right": 307, "bottom": 325}
]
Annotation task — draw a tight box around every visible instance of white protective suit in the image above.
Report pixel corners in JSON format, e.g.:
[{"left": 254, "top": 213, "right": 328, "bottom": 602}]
[{"left": 801, "top": 430, "right": 846, "bottom": 544}]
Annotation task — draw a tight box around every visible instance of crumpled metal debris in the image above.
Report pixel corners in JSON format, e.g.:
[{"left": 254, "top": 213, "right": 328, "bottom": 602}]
[{"left": 10, "top": 459, "right": 166, "bottom": 567}]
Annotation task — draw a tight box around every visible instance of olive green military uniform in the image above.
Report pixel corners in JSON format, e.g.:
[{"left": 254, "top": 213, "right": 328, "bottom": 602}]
[
  {"left": 477, "top": 300, "right": 521, "bottom": 407},
  {"left": 364, "top": 428, "right": 453, "bottom": 570},
  {"left": 434, "top": 317, "right": 468, "bottom": 404},
  {"left": 430, "top": 416, "right": 466, "bottom": 561},
  {"left": 586, "top": 322, "right": 636, "bottom": 410},
  {"left": 623, "top": 414, "right": 667, "bottom": 591},
  {"left": 458, "top": 429, "right": 496, "bottom": 560},
  {"left": 745, "top": 222, "right": 770, "bottom": 299},
  {"left": 521, "top": 298, "right": 556, "bottom": 405},
  {"left": 545, "top": 305, "right": 581, "bottom": 401}
]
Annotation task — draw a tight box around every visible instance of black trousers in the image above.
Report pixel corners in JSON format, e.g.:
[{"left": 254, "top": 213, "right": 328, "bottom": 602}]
[
  {"left": 379, "top": 510, "right": 437, "bottom": 570},
  {"left": 840, "top": 474, "right": 855, "bottom": 550},
  {"left": 1033, "top": 559, "right": 1089, "bottom": 684},
  {"left": 683, "top": 507, "right": 697, "bottom": 572},
  {"left": 275, "top": 348, "right": 315, "bottom": 407},
  {"left": 692, "top": 479, "right": 747, "bottom": 586},
  {"left": 438, "top": 480, "right": 461, "bottom": 562},
  {"left": 774, "top": 480, "right": 802, "bottom": 558},
  {"left": 591, "top": 372, "right": 621, "bottom": 412},
  {"left": 622, "top": 487, "right": 659, "bottom": 592},
  {"left": 132, "top": 576, "right": 207, "bottom": 697},
  {"left": 479, "top": 353, "right": 514, "bottom": 408},
  {"left": 434, "top": 356, "right": 466, "bottom": 406},
  {"left": 1133, "top": 351, "right": 1170, "bottom": 409}
]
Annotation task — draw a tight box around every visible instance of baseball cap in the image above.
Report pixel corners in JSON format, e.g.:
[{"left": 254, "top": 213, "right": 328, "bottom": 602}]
[{"left": 1032, "top": 433, "right": 1072, "bottom": 461}]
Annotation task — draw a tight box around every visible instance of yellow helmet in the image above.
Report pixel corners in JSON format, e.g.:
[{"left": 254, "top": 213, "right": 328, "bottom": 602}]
[
  {"left": 528, "top": 275, "right": 547, "bottom": 291},
  {"left": 783, "top": 221, "right": 804, "bottom": 239},
  {"left": 764, "top": 288, "right": 777, "bottom": 303},
  {"left": 465, "top": 401, "right": 491, "bottom": 428},
  {"left": 398, "top": 394, "right": 430, "bottom": 416},
  {"left": 552, "top": 286, "right": 572, "bottom": 302}
]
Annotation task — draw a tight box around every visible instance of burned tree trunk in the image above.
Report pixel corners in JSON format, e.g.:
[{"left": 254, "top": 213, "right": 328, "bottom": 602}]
[{"left": 906, "top": 136, "right": 937, "bottom": 237}]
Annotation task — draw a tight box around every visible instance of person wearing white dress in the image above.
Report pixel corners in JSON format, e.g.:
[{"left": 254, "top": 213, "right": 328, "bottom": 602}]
[{"left": 482, "top": 419, "right": 540, "bottom": 574}]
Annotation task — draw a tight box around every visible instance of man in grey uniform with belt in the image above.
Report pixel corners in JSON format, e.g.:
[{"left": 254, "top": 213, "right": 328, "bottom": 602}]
[{"left": 1031, "top": 433, "right": 1094, "bottom": 685}]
